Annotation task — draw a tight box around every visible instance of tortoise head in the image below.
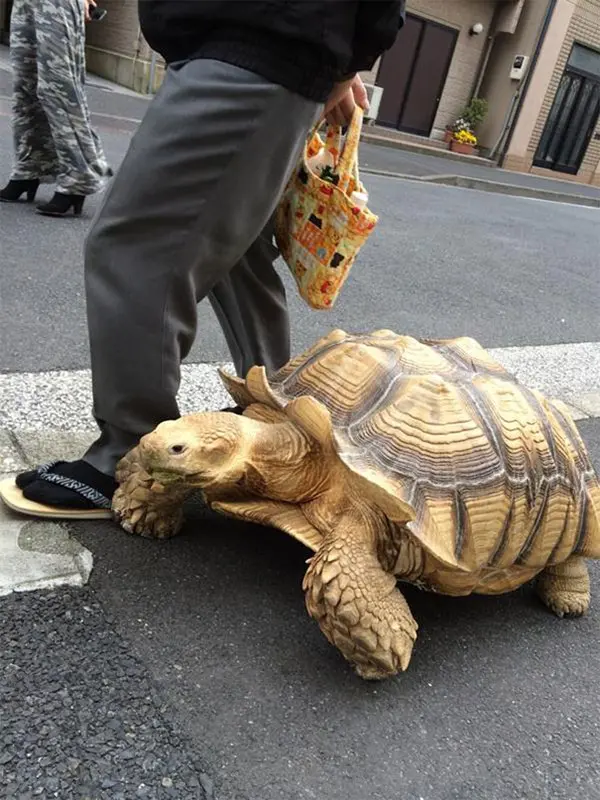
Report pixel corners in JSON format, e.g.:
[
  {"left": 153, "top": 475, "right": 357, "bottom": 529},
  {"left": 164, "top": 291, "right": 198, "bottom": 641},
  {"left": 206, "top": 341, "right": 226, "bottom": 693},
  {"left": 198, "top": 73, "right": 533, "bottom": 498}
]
[{"left": 137, "top": 412, "right": 249, "bottom": 490}]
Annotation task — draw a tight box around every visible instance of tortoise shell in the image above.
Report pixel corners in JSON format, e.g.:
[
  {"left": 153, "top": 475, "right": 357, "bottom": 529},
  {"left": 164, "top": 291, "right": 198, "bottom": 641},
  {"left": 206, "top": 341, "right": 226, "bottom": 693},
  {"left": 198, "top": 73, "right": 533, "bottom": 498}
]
[{"left": 220, "top": 329, "right": 600, "bottom": 577}]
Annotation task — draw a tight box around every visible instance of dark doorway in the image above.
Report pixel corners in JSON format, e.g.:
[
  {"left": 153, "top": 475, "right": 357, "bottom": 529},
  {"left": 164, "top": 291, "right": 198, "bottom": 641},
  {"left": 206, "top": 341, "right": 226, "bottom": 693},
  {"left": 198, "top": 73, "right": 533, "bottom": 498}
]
[
  {"left": 376, "top": 14, "right": 457, "bottom": 136},
  {"left": 534, "top": 44, "right": 600, "bottom": 174}
]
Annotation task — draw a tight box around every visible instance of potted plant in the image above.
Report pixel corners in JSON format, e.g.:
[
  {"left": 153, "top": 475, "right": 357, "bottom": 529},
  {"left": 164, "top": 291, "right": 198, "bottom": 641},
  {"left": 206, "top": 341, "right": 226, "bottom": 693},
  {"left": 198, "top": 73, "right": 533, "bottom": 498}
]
[
  {"left": 450, "top": 128, "right": 478, "bottom": 155},
  {"left": 446, "top": 98, "right": 488, "bottom": 152}
]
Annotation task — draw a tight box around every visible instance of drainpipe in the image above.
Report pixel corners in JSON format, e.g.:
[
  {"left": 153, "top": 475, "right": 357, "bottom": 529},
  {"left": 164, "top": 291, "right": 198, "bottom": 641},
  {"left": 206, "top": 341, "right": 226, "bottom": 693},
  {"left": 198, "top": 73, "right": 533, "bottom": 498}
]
[
  {"left": 131, "top": 24, "right": 144, "bottom": 93},
  {"left": 488, "top": 88, "right": 521, "bottom": 159},
  {"left": 471, "top": 34, "right": 495, "bottom": 100},
  {"left": 497, "top": 0, "right": 558, "bottom": 167},
  {"left": 470, "top": 4, "right": 502, "bottom": 102}
]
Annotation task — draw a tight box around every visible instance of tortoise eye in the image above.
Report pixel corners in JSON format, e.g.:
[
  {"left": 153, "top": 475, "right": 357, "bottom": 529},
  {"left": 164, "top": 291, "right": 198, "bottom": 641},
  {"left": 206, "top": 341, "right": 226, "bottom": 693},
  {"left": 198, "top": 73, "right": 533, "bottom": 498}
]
[{"left": 168, "top": 444, "right": 187, "bottom": 456}]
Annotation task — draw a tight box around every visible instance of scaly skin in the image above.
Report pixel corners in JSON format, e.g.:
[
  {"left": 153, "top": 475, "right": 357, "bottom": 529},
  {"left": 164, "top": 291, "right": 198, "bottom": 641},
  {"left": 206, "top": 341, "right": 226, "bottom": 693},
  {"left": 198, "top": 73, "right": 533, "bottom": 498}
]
[
  {"left": 536, "top": 556, "right": 591, "bottom": 618},
  {"left": 113, "top": 412, "right": 419, "bottom": 677},
  {"left": 112, "top": 445, "right": 189, "bottom": 539},
  {"left": 303, "top": 490, "right": 418, "bottom": 679}
]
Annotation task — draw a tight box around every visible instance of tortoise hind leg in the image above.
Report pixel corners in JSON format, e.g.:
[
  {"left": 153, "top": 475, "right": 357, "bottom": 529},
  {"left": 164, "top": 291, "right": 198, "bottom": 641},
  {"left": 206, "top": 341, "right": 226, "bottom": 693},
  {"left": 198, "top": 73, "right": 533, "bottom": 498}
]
[{"left": 536, "top": 556, "right": 590, "bottom": 618}]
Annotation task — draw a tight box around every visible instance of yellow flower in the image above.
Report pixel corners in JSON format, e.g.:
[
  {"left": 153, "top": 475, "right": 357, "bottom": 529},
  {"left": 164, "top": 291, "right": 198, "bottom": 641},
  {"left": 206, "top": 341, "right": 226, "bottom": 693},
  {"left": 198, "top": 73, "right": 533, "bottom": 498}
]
[{"left": 454, "top": 129, "right": 477, "bottom": 145}]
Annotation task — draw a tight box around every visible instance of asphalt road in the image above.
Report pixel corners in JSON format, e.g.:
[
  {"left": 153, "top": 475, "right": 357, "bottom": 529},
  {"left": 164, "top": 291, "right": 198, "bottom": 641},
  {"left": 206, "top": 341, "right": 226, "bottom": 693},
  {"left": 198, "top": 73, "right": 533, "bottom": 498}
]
[
  {"left": 1, "top": 110, "right": 599, "bottom": 374},
  {"left": 2, "top": 589, "right": 213, "bottom": 800},
  {"left": 2, "top": 58, "right": 600, "bottom": 800},
  {"left": 2, "top": 422, "right": 598, "bottom": 800}
]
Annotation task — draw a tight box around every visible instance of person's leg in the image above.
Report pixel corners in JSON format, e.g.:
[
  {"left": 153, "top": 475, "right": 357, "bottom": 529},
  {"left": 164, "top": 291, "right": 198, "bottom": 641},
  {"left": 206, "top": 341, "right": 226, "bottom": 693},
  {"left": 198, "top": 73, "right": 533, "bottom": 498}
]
[
  {"left": 33, "top": 0, "right": 110, "bottom": 198},
  {"left": 5, "top": 0, "right": 58, "bottom": 184},
  {"left": 208, "top": 220, "right": 291, "bottom": 377},
  {"left": 16, "top": 58, "right": 319, "bottom": 511}
]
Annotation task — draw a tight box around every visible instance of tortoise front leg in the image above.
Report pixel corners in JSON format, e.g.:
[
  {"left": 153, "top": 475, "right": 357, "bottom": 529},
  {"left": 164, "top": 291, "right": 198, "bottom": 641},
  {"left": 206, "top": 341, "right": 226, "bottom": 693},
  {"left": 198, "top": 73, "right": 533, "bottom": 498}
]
[
  {"left": 302, "top": 508, "right": 418, "bottom": 679},
  {"left": 112, "top": 445, "right": 191, "bottom": 539}
]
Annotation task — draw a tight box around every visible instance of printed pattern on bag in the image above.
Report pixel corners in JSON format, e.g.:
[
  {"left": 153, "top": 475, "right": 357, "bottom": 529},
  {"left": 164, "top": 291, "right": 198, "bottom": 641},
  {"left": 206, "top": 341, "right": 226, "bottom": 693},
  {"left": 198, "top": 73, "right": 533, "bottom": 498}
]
[{"left": 275, "top": 109, "right": 378, "bottom": 310}]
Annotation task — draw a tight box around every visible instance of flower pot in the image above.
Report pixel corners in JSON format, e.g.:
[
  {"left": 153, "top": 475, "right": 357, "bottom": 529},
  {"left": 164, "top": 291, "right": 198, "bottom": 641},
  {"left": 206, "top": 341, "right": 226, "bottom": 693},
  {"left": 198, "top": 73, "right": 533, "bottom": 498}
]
[
  {"left": 443, "top": 129, "right": 454, "bottom": 143},
  {"left": 450, "top": 140, "right": 475, "bottom": 155}
]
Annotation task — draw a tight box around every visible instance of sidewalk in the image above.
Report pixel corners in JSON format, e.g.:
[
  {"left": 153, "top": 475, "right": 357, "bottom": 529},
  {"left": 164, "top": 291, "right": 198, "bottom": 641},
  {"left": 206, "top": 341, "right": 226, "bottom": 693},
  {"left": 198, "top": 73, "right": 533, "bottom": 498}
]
[
  {"left": 360, "top": 142, "right": 600, "bottom": 206},
  {"left": 362, "top": 124, "right": 496, "bottom": 167},
  {"left": 360, "top": 123, "right": 600, "bottom": 204}
]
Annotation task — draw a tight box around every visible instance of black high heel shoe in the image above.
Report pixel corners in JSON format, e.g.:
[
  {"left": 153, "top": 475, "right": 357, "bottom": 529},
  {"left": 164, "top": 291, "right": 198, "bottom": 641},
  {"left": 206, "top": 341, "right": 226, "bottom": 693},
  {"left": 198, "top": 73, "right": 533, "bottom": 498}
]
[
  {"left": 0, "top": 179, "right": 40, "bottom": 203},
  {"left": 36, "top": 192, "right": 85, "bottom": 217}
]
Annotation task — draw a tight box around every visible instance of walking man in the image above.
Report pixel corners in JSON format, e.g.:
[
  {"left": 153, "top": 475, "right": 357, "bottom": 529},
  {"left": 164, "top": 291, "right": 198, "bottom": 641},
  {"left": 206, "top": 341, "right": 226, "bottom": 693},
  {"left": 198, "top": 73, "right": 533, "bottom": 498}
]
[{"left": 1, "top": 0, "right": 405, "bottom": 517}]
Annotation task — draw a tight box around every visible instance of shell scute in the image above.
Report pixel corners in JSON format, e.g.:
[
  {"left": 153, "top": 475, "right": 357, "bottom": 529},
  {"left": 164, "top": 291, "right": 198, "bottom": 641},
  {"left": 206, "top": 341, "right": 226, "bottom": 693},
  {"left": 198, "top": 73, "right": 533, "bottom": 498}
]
[{"left": 226, "top": 330, "right": 600, "bottom": 572}]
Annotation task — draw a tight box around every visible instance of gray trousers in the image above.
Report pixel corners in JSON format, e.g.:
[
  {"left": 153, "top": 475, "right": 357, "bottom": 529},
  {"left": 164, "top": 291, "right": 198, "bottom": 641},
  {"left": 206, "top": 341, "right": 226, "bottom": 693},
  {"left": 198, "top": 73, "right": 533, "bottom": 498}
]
[
  {"left": 83, "top": 59, "right": 320, "bottom": 475},
  {"left": 9, "top": 0, "right": 109, "bottom": 195}
]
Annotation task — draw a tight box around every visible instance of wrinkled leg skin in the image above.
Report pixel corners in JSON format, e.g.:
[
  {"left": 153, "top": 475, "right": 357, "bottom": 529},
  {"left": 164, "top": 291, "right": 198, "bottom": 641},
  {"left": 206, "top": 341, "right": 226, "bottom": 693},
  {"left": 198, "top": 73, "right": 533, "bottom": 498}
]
[
  {"left": 112, "top": 445, "right": 191, "bottom": 539},
  {"left": 536, "top": 556, "right": 591, "bottom": 618},
  {"left": 304, "top": 541, "right": 419, "bottom": 680}
]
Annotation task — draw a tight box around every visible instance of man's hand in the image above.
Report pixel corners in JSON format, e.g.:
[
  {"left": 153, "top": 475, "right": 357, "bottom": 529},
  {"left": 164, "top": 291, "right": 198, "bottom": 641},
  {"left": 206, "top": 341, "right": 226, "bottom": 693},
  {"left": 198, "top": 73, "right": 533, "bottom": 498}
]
[
  {"left": 84, "top": 0, "right": 97, "bottom": 22},
  {"left": 324, "top": 75, "right": 370, "bottom": 126}
]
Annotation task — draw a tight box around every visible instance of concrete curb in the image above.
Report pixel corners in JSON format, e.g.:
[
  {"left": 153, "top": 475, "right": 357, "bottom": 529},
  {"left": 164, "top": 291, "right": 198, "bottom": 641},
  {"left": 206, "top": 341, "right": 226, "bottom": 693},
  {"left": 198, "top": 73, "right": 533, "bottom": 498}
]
[
  {"left": 0, "top": 430, "right": 96, "bottom": 597},
  {"left": 2, "top": 394, "right": 599, "bottom": 472},
  {"left": 427, "top": 174, "right": 600, "bottom": 209},
  {"left": 361, "top": 167, "right": 600, "bottom": 208},
  {"left": 361, "top": 131, "right": 495, "bottom": 167}
]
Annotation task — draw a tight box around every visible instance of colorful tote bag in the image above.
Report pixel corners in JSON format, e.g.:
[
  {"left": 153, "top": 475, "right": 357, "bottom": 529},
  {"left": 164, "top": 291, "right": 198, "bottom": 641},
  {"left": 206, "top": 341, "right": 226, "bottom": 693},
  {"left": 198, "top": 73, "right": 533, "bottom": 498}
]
[{"left": 274, "top": 108, "right": 378, "bottom": 310}]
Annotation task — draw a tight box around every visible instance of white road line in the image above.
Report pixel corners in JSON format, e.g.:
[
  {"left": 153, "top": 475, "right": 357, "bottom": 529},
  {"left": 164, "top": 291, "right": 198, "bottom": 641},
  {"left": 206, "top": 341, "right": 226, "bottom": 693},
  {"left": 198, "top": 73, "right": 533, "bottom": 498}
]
[{"left": 1, "top": 342, "right": 599, "bottom": 432}]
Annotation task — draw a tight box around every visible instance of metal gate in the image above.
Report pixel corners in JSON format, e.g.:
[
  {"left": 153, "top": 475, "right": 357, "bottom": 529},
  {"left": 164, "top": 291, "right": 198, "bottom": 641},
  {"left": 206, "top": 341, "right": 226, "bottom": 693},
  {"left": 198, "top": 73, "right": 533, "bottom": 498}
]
[{"left": 534, "top": 44, "right": 600, "bottom": 174}]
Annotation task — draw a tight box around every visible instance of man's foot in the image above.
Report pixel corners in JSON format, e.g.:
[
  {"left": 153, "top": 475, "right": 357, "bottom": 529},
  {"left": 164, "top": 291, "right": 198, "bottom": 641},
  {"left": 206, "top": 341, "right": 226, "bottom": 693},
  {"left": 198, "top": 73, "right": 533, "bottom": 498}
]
[
  {"left": 0, "top": 461, "right": 116, "bottom": 520},
  {"left": 1, "top": 407, "right": 242, "bottom": 521},
  {"left": 17, "top": 460, "right": 117, "bottom": 509}
]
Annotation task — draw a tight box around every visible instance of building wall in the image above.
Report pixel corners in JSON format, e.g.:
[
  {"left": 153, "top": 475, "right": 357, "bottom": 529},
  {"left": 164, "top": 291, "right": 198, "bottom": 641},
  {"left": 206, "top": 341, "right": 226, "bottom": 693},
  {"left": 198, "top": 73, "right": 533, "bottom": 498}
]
[
  {"left": 88, "top": 0, "right": 496, "bottom": 133},
  {"left": 92, "top": 0, "right": 495, "bottom": 117},
  {"left": 477, "top": 0, "right": 550, "bottom": 153},
  {"left": 413, "top": 0, "right": 498, "bottom": 134},
  {"left": 84, "top": 0, "right": 164, "bottom": 94},
  {"left": 505, "top": 0, "right": 600, "bottom": 184},
  {"left": 81, "top": 0, "right": 600, "bottom": 185}
]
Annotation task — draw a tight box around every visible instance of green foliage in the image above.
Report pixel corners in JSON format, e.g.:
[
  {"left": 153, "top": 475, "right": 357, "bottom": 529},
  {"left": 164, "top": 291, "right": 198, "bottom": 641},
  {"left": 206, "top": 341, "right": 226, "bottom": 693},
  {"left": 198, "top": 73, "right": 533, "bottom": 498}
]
[{"left": 462, "top": 97, "right": 488, "bottom": 129}]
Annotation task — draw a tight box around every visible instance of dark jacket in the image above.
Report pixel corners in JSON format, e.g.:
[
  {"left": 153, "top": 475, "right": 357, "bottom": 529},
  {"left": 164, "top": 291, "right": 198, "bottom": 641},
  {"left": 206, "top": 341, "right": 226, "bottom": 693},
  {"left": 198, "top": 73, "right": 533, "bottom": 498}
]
[{"left": 138, "top": 1, "right": 405, "bottom": 102}]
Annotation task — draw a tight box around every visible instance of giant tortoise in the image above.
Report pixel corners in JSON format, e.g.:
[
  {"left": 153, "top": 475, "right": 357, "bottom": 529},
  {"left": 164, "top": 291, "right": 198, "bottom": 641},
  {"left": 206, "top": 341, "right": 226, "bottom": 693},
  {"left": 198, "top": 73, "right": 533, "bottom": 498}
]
[{"left": 113, "top": 329, "right": 600, "bottom": 679}]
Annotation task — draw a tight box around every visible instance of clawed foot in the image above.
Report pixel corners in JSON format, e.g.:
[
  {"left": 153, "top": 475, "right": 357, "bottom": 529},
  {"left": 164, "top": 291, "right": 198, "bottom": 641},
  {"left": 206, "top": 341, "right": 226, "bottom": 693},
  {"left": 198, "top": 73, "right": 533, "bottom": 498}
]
[
  {"left": 304, "top": 553, "right": 418, "bottom": 680},
  {"left": 112, "top": 446, "right": 187, "bottom": 539},
  {"left": 318, "top": 597, "right": 418, "bottom": 680},
  {"left": 112, "top": 484, "right": 184, "bottom": 539},
  {"left": 537, "top": 586, "right": 590, "bottom": 618},
  {"left": 341, "top": 598, "right": 418, "bottom": 680},
  {"left": 536, "top": 557, "right": 590, "bottom": 619}
]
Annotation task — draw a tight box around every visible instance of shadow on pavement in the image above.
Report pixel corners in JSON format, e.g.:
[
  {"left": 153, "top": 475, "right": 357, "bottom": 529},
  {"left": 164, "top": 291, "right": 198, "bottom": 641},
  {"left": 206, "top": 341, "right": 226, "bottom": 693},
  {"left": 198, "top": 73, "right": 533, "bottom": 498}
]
[{"left": 73, "top": 495, "right": 600, "bottom": 800}]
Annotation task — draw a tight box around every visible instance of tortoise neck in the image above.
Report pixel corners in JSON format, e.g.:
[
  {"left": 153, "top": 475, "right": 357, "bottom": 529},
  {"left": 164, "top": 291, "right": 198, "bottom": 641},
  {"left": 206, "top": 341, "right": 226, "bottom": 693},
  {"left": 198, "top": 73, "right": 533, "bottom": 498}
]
[{"left": 246, "top": 420, "right": 334, "bottom": 503}]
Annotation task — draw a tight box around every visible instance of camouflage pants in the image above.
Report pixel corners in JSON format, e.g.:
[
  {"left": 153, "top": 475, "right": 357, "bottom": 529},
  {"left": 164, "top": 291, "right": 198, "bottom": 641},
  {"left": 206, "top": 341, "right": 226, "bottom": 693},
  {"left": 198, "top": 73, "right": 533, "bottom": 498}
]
[{"left": 9, "top": 0, "right": 110, "bottom": 195}]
